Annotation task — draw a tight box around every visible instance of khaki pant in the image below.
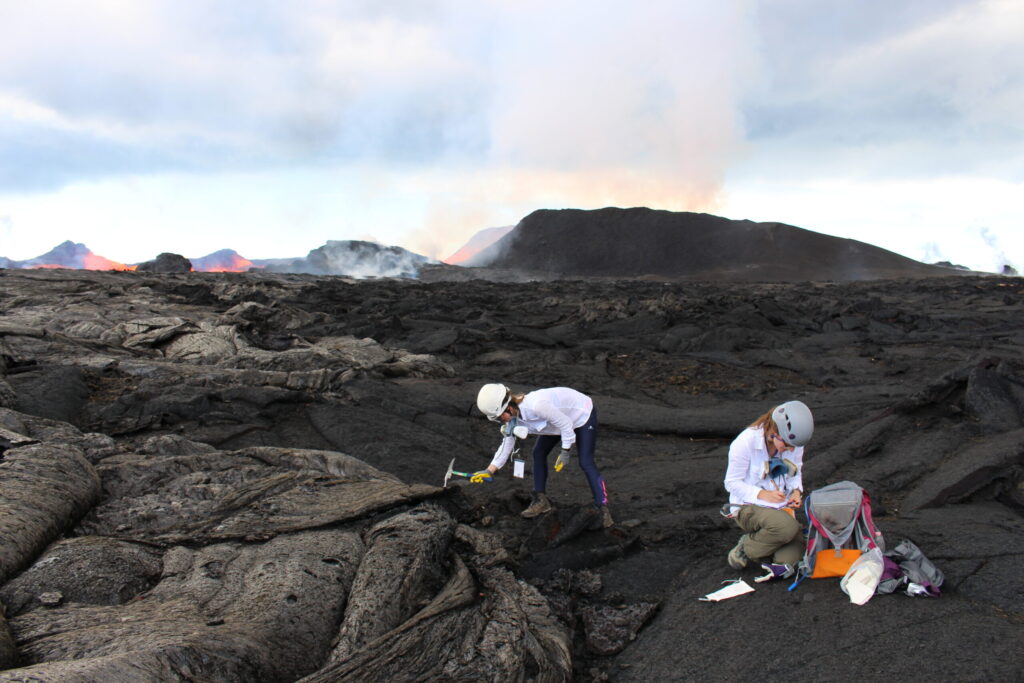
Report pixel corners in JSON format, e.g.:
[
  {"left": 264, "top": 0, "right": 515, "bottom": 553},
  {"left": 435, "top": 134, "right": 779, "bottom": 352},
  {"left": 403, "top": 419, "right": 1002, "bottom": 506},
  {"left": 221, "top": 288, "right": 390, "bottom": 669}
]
[{"left": 735, "top": 505, "right": 804, "bottom": 565}]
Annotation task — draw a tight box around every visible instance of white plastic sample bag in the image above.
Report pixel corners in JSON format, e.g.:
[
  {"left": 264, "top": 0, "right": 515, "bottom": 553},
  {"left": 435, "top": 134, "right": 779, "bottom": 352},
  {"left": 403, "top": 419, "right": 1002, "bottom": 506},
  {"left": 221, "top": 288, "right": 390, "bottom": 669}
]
[
  {"left": 699, "top": 579, "right": 755, "bottom": 602},
  {"left": 513, "top": 458, "right": 525, "bottom": 478},
  {"left": 840, "top": 547, "right": 884, "bottom": 605}
]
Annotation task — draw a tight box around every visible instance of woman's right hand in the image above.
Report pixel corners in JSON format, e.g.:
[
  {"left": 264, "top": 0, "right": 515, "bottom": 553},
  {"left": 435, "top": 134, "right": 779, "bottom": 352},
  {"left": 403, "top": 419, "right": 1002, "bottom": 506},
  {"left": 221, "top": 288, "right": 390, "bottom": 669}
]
[{"left": 757, "top": 489, "right": 787, "bottom": 504}]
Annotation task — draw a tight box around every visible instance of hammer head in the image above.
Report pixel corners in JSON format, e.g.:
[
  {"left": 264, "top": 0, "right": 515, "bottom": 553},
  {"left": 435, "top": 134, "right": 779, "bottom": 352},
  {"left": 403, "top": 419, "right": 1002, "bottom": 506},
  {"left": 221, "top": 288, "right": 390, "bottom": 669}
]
[{"left": 443, "top": 458, "right": 455, "bottom": 488}]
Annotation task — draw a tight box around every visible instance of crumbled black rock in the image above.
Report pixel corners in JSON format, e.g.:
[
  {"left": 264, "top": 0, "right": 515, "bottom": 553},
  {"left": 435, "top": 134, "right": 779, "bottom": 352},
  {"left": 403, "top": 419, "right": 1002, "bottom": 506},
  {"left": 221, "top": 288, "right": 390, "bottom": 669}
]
[
  {"left": 0, "top": 265, "right": 1021, "bottom": 681},
  {"left": 134, "top": 253, "right": 193, "bottom": 273},
  {"left": 477, "top": 207, "right": 966, "bottom": 281}
]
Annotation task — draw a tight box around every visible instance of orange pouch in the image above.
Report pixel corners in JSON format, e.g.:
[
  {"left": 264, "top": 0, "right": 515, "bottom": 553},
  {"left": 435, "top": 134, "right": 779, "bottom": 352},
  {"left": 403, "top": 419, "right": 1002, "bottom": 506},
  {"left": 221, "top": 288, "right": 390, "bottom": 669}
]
[{"left": 810, "top": 549, "right": 862, "bottom": 578}]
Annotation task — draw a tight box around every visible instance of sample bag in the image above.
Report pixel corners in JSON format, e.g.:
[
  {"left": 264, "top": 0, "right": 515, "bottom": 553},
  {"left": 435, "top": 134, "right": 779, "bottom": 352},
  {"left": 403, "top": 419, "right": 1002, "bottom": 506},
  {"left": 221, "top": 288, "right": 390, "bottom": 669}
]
[
  {"left": 840, "top": 547, "right": 884, "bottom": 605},
  {"left": 699, "top": 579, "right": 755, "bottom": 602}
]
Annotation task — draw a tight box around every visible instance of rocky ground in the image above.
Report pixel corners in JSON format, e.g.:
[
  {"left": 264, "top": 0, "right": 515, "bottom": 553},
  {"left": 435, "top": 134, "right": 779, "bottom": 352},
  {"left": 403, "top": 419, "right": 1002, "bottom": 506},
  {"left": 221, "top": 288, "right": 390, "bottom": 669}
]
[{"left": 0, "top": 266, "right": 1022, "bottom": 681}]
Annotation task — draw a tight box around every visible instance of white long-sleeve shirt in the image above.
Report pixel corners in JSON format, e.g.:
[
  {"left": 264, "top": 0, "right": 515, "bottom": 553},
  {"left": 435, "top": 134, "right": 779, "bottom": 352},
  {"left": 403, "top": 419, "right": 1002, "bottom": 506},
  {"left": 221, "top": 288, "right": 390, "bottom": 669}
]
[
  {"left": 723, "top": 426, "right": 804, "bottom": 509},
  {"left": 488, "top": 387, "right": 594, "bottom": 471}
]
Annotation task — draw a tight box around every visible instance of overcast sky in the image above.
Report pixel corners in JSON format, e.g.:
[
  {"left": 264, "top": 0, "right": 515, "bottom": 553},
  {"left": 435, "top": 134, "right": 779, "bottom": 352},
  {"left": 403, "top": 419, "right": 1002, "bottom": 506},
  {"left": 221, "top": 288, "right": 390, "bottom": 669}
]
[{"left": 1, "top": 0, "right": 1021, "bottom": 272}]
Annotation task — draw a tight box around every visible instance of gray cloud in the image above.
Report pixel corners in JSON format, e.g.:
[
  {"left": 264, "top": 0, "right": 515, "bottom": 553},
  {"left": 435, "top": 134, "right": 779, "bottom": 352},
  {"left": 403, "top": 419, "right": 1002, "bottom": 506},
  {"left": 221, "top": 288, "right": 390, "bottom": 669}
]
[
  {"left": 0, "top": 1, "right": 486, "bottom": 191},
  {"left": 1, "top": 0, "right": 1019, "bottom": 202},
  {"left": 741, "top": 0, "right": 1024, "bottom": 177},
  {"left": 0, "top": 1, "right": 753, "bottom": 196},
  {"left": 0, "top": 120, "right": 192, "bottom": 193}
]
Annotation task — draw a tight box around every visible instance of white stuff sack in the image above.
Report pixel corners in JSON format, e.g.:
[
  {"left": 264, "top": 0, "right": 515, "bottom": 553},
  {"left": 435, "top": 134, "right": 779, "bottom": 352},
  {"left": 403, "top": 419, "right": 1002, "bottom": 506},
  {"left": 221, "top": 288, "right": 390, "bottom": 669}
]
[{"left": 840, "top": 547, "right": 884, "bottom": 605}]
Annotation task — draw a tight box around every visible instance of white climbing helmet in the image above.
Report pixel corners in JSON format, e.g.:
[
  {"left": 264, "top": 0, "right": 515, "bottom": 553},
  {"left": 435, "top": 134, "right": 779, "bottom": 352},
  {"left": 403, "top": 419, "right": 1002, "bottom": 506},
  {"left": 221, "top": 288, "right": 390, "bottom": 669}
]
[
  {"left": 477, "top": 383, "right": 511, "bottom": 421},
  {"left": 772, "top": 400, "right": 814, "bottom": 447}
]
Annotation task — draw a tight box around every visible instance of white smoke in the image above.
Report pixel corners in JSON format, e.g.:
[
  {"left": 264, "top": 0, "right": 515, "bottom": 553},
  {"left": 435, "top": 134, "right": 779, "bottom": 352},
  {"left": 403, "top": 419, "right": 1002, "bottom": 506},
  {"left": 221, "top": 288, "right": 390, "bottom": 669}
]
[
  {"left": 0, "top": 215, "right": 13, "bottom": 268},
  {"left": 977, "top": 226, "right": 1018, "bottom": 275},
  {"left": 265, "top": 240, "right": 436, "bottom": 279},
  {"left": 921, "top": 242, "right": 950, "bottom": 266}
]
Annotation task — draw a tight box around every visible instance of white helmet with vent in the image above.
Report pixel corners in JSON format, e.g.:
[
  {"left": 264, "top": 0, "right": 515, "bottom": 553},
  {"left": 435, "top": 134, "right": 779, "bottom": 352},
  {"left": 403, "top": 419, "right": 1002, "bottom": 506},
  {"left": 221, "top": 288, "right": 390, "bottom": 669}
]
[{"left": 477, "top": 383, "right": 511, "bottom": 421}]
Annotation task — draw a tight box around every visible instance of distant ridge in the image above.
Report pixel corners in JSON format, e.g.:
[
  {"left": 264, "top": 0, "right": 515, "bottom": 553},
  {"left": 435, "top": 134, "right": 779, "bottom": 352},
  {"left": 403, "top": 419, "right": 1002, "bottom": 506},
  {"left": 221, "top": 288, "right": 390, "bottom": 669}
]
[
  {"left": 2, "top": 240, "right": 130, "bottom": 270},
  {"left": 476, "top": 207, "right": 964, "bottom": 282},
  {"left": 1, "top": 241, "right": 433, "bottom": 278},
  {"left": 0, "top": 213, "right": 984, "bottom": 282},
  {"left": 190, "top": 249, "right": 256, "bottom": 272}
]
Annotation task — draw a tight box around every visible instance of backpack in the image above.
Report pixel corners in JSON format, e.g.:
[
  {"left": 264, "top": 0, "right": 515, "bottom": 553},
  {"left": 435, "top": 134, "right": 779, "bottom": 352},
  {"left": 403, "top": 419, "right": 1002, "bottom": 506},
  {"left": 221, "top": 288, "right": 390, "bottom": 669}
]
[{"left": 789, "top": 481, "right": 884, "bottom": 590}]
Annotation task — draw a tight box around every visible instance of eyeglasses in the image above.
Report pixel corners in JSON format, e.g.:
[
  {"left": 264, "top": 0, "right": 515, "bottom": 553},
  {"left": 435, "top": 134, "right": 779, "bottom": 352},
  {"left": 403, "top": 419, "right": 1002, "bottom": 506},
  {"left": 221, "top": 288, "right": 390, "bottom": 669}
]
[{"left": 489, "top": 404, "right": 513, "bottom": 422}]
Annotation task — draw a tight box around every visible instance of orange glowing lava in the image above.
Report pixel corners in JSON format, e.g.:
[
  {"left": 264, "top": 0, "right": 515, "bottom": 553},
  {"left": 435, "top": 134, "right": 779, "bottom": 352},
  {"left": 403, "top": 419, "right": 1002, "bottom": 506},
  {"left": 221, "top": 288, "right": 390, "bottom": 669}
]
[
  {"left": 30, "top": 256, "right": 137, "bottom": 271},
  {"left": 84, "top": 253, "right": 131, "bottom": 270},
  {"left": 201, "top": 253, "right": 255, "bottom": 272},
  {"left": 443, "top": 226, "right": 514, "bottom": 265},
  {"left": 443, "top": 247, "right": 476, "bottom": 265}
]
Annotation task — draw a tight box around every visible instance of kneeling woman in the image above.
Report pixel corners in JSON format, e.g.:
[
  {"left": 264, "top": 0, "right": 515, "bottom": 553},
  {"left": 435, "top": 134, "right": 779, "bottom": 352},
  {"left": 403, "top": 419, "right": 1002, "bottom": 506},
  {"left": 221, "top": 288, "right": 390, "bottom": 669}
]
[
  {"left": 723, "top": 400, "right": 813, "bottom": 576},
  {"left": 474, "top": 383, "right": 612, "bottom": 527}
]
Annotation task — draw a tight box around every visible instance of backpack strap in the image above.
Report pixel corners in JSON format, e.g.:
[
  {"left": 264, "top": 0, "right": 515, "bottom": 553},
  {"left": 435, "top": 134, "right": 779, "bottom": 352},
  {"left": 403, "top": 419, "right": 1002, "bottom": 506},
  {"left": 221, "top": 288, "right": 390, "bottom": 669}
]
[
  {"left": 790, "top": 499, "right": 817, "bottom": 590},
  {"left": 858, "top": 489, "right": 884, "bottom": 551}
]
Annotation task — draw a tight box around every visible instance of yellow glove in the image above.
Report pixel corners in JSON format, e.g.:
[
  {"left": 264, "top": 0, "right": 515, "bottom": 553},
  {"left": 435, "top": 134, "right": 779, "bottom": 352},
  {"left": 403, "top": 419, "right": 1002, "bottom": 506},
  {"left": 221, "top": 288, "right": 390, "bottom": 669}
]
[
  {"left": 470, "top": 471, "right": 493, "bottom": 484},
  {"left": 554, "top": 448, "right": 571, "bottom": 472}
]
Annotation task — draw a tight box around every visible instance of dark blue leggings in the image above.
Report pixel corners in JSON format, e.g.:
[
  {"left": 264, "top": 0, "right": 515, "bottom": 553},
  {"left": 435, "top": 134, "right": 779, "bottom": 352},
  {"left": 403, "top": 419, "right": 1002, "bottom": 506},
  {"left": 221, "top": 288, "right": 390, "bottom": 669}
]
[{"left": 532, "top": 408, "right": 608, "bottom": 506}]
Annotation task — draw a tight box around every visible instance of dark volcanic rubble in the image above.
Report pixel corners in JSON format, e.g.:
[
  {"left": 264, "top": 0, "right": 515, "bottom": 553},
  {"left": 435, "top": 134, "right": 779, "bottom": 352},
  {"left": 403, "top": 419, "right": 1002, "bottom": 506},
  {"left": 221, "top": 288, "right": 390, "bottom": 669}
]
[
  {"left": 0, "top": 266, "right": 1022, "bottom": 681},
  {"left": 476, "top": 207, "right": 962, "bottom": 281}
]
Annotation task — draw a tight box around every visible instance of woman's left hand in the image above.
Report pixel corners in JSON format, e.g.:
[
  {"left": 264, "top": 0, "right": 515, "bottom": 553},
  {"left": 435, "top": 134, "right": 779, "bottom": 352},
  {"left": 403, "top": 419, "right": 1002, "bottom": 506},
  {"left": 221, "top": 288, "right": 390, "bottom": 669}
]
[{"left": 786, "top": 490, "right": 802, "bottom": 507}]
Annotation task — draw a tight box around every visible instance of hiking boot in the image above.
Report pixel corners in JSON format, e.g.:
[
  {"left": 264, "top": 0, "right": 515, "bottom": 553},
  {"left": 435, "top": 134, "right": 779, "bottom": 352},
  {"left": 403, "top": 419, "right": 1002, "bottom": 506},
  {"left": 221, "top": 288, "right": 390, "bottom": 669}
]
[
  {"left": 727, "top": 535, "right": 749, "bottom": 569},
  {"left": 521, "top": 492, "right": 552, "bottom": 518},
  {"left": 585, "top": 504, "right": 614, "bottom": 530},
  {"left": 754, "top": 563, "right": 795, "bottom": 583}
]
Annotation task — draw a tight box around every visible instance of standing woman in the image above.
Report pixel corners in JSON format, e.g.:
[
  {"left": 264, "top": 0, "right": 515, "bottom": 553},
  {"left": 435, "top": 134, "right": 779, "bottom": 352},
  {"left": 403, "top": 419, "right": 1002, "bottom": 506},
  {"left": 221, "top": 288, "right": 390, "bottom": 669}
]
[
  {"left": 472, "top": 383, "right": 613, "bottom": 527},
  {"left": 723, "top": 400, "right": 813, "bottom": 577}
]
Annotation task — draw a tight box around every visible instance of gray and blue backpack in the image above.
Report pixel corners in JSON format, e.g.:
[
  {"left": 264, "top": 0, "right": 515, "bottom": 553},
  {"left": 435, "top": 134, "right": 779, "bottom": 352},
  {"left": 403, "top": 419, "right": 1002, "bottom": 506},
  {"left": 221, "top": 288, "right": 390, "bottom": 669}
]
[{"left": 789, "top": 480, "right": 885, "bottom": 590}]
